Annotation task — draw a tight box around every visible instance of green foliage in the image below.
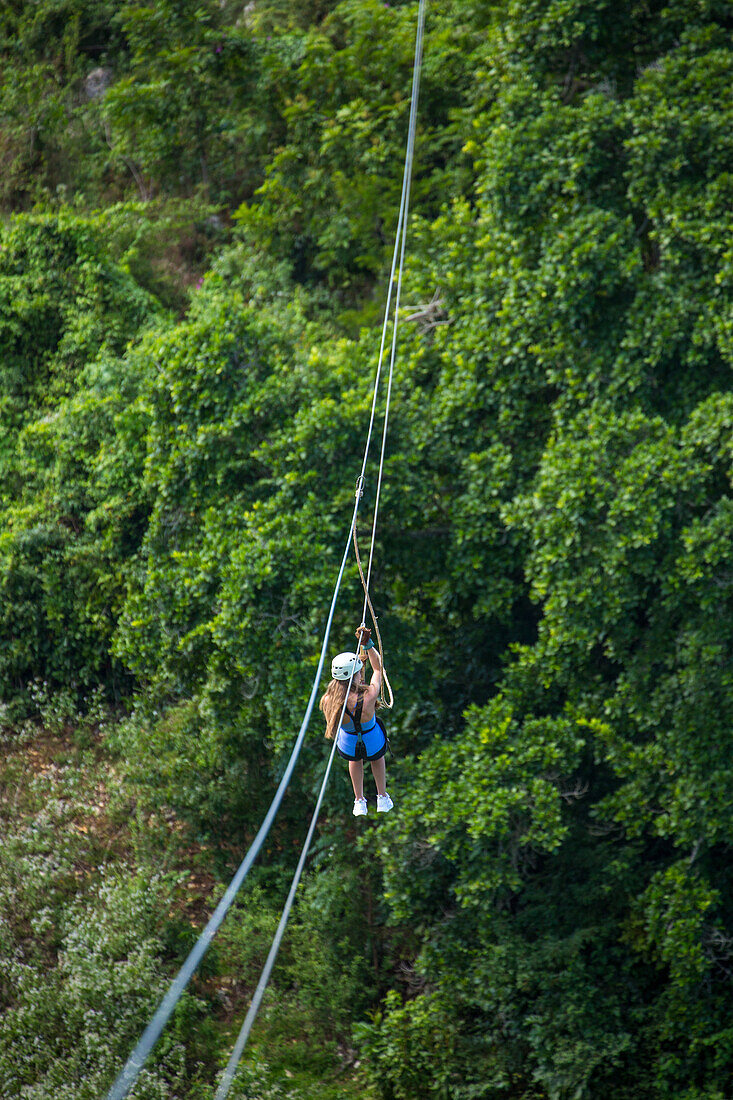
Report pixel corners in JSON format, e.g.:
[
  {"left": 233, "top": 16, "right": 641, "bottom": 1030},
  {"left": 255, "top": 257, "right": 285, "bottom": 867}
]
[
  {"left": 234, "top": 0, "right": 476, "bottom": 291},
  {"left": 1, "top": 0, "right": 733, "bottom": 1096},
  {"left": 216, "top": 859, "right": 378, "bottom": 1093},
  {"left": 0, "top": 212, "right": 154, "bottom": 434},
  {"left": 0, "top": 0, "right": 125, "bottom": 207},
  {"left": 82, "top": 199, "right": 227, "bottom": 313},
  {"left": 350, "top": 2, "right": 733, "bottom": 1097},
  {"left": 0, "top": 870, "right": 203, "bottom": 1100},
  {"left": 0, "top": 214, "right": 162, "bottom": 700},
  {"left": 101, "top": 0, "right": 266, "bottom": 205},
  {"left": 355, "top": 989, "right": 458, "bottom": 1100}
]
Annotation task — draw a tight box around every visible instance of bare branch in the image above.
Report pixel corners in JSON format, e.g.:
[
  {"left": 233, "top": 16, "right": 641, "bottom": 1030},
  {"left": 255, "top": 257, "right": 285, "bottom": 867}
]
[
  {"left": 404, "top": 289, "right": 450, "bottom": 332},
  {"left": 559, "top": 779, "right": 589, "bottom": 803}
]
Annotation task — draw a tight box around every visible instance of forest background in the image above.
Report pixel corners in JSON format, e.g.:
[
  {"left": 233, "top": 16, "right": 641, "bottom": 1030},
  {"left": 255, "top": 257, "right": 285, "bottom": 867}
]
[{"left": 1, "top": 0, "right": 732, "bottom": 1097}]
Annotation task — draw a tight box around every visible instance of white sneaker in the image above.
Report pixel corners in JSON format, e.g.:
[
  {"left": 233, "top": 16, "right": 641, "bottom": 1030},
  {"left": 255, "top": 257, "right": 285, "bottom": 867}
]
[
  {"left": 377, "top": 793, "right": 394, "bottom": 813},
  {"left": 353, "top": 798, "right": 368, "bottom": 817}
]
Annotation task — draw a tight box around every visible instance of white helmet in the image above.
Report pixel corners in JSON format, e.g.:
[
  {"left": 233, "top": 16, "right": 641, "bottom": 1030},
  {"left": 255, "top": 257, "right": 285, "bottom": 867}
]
[{"left": 331, "top": 651, "right": 363, "bottom": 681}]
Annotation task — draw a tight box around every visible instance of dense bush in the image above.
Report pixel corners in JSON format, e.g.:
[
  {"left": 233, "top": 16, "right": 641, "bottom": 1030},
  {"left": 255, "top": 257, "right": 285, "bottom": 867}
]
[{"left": 0, "top": 214, "right": 162, "bottom": 701}]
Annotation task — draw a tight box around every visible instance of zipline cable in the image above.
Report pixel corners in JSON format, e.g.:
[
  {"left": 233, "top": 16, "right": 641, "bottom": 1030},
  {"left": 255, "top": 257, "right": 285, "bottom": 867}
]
[
  {"left": 214, "top": 3, "right": 427, "bottom": 1092},
  {"left": 107, "top": 3, "right": 426, "bottom": 1095}
]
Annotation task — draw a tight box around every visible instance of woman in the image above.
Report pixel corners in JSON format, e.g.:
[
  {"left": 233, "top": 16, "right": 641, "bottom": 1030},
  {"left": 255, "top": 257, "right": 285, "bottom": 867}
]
[{"left": 319, "top": 625, "right": 393, "bottom": 816}]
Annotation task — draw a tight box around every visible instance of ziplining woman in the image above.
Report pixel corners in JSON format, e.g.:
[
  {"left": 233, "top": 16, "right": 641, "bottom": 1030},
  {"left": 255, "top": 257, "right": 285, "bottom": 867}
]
[{"left": 319, "top": 626, "right": 393, "bottom": 816}]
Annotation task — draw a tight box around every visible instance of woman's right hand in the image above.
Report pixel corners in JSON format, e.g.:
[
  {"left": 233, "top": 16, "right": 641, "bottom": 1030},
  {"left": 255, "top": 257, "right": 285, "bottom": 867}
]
[{"left": 355, "top": 625, "right": 372, "bottom": 646}]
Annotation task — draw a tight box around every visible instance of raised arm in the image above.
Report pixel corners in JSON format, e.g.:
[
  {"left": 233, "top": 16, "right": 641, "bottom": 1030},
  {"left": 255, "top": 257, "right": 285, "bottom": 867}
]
[{"left": 355, "top": 625, "right": 383, "bottom": 697}]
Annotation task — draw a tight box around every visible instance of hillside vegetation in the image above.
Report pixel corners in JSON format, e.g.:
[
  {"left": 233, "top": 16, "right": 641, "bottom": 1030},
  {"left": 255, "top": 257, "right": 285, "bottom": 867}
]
[{"left": 1, "top": 1, "right": 733, "bottom": 1097}]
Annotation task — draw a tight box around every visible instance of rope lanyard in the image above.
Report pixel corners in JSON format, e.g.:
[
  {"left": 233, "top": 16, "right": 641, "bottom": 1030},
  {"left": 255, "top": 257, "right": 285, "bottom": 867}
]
[{"left": 353, "top": 519, "right": 395, "bottom": 709}]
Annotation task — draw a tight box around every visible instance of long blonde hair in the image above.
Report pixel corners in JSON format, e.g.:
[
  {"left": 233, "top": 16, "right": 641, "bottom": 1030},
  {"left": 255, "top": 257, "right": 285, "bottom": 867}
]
[{"left": 319, "top": 679, "right": 369, "bottom": 741}]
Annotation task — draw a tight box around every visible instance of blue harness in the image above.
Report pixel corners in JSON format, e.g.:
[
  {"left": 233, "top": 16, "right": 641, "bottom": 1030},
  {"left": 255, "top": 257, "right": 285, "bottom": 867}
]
[{"left": 337, "top": 698, "right": 388, "bottom": 761}]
